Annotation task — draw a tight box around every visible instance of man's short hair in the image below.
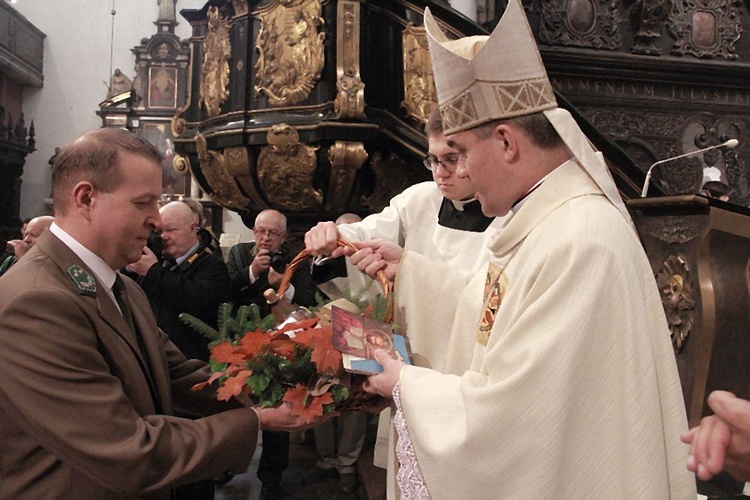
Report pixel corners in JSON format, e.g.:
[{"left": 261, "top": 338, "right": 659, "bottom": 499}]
[
  {"left": 472, "top": 113, "right": 564, "bottom": 149},
  {"left": 51, "top": 128, "right": 163, "bottom": 212}
]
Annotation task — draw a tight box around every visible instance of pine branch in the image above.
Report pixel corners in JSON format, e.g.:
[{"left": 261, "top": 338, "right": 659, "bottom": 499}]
[{"left": 179, "top": 312, "right": 220, "bottom": 341}]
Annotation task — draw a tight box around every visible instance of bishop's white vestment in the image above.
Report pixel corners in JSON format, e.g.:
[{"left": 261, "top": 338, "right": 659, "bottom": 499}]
[{"left": 392, "top": 160, "right": 696, "bottom": 499}]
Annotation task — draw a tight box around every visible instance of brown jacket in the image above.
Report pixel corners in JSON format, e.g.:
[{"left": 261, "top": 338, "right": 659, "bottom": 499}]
[{"left": 0, "top": 231, "right": 258, "bottom": 499}]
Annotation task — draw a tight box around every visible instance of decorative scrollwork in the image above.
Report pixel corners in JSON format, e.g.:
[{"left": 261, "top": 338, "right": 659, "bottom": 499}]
[
  {"left": 655, "top": 253, "right": 696, "bottom": 352},
  {"left": 200, "top": 7, "right": 232, "bottom": 118},
  {"left": 538, "top": 0, "right": 622, "bottom": 50},
  {"left": 629, "top": 0, "right": 670, "bottom": 55},
  {"left": 326, "top": 141, "right": 368, "bottom": 214},
  {"left": 668, "top": 0, "right": 743, "bottom": 60},
  {"left": 257, "top": 124, "right": 323, "bottom": 210},
  {"left": 402, "top": 23, "right": 437, "bottom": 124},
  {"left": 195, "top": 133, "right": 250, "bottom": 210},
  {"left": 334, "top": 0, "right": 364, "bottom": 119},
  {"left": 254, "top": 0, "right": 326, "bottom": 107},
  {"left": 172, "top": 153, "right": 191, "bottom": 175}
]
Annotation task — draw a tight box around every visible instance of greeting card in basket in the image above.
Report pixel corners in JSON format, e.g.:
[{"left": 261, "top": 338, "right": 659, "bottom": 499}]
[{"left": 330, "top": 306, "right": 411, "bottom": 374}]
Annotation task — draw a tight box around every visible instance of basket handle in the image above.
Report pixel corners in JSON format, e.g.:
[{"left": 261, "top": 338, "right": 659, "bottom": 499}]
[{"left": 277, "top": 238, "right": 392, "bottom": 302}]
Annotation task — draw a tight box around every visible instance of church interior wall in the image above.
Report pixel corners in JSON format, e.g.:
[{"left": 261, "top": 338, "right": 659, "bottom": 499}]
[{"left": 7, "top": 1, "right": 233, "bottom": 226}]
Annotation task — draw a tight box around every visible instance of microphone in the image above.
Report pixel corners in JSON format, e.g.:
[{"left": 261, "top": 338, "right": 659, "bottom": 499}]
[{"left": 640, "top": 139, "right": 739, "bottom": 197}]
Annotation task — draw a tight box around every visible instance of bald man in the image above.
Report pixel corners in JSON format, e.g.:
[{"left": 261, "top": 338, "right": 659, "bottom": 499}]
[
  {"left": 0, "top": 215, "right": 54, "bottom": 277},
  {"left": 128, "top": 201, "right": 230, "bottom": 362}
]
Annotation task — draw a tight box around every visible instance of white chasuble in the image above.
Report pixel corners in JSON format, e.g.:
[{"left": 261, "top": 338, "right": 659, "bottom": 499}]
[{"left": 392, "top": 161, "right": 696, "bottom": 499}]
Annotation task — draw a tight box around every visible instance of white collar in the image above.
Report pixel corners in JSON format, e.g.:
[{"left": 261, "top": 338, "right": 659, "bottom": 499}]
[
  {"left": 49, "top": 223, "right": 117, "bottom": 290},
  {"left": 450, "top": 196, "right": 478, "bottom": 211}
]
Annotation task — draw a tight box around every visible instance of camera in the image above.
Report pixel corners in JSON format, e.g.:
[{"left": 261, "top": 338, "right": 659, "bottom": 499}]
[
  {"left": 270, "top": 249, "right": 291, "bottom": 273},
  {"left": 146, "top": 230, "right": 164, "bottom": 260}
]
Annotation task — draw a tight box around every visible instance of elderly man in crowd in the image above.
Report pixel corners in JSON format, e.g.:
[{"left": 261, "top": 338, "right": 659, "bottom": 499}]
[
  {"left": 0, "top": 215, "right": 54, "bottom": 276},
  {"left": 0, "top": 127, "right": 310, "bottom": 499},
  {"left": 128, "top": 200, "right": 229, "bottom": 363}
]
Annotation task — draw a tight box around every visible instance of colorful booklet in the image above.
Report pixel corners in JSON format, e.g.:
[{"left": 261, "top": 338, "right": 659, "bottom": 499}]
[{"left": 330, "top": 306, "right": 412, "bottom": 374}]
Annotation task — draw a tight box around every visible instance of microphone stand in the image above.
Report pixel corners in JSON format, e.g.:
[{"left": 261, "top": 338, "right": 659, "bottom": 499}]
[{"left": 640, "top": 139, "right": 739, "bottom": 197}]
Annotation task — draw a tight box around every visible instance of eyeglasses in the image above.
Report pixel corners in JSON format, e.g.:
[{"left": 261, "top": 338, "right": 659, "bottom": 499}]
[
  {"left": 254, "top": 227, "right": 284, "bottom": 238},
  {"left": 423, "top": 154, "right": 460, "bottom": 173}
]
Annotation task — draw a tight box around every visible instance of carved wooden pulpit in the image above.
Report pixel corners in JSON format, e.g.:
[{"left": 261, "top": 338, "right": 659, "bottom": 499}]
[{"left": 628, "top": 195, "right": 750, "bottom": 428}]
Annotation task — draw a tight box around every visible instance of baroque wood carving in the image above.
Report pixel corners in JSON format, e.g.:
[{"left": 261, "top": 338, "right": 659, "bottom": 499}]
[
  {"left": 326, "top": 141, "right": 368, "bottom": 215},
  {"left": 629, "top": 0, "right": 671, "bottom": 55},
  {"left": 231, "top": 0, "right": 249, "bottom": 17},
  {"left": 200, "top": 7, "right": 231, "bottom": 118},
  {"left": 195, "top": 133, "right": 250, "bottom": 210},
  {"left": 361, "top": 152, "right": 425, "bottom": 212},
  {"left": 402, "top": 23, "right": 437, "bottom": 124},
  {"left": 538, "top": 0, "right": 623, "bottom": 50},
  {"left": 656, "top": 253, "right": 696, "bottom": 352},
  {"left": 334, "top": 1, "right": 365, "bottom": 119},
  {"left": 668, "top": 0, "right": 743, "bottom": 60},
  {"left": 254, "top": 0, "right": 326, "bottom": 107},
  {"left": 257, "top": 124, "right": 323, "bottom": 210}
]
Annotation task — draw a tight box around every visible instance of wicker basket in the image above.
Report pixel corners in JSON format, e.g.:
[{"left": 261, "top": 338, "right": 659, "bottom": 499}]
[{"left": 276, "top": 238, "right": 392, "bottom": 411}]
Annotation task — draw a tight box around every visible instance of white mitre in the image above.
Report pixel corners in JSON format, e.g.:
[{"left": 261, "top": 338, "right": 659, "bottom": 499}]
[{"left": 423, "top": 0, "right": 633, "bottom": 225}]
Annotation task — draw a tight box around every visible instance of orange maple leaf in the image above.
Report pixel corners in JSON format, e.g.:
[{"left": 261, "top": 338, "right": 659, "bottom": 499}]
[
  {"left": 216, "top": 369, "right": 252, "bottom": 401},
  {"left": 282, "top": 384, "right": 334, "bottom": 423},
  {"left": 239, "top": 330, "right": 269, "bottom": 356},
  {"left": 269, "top": 337, "right": 297, "bottom": 358},
  {"left": 311, "top": 344, "right": 342, "bottom": 375},
  {"left": 303, "top": 391, "right": 334, "bottom": 422},
  {"left": 296, "top": 326, "right": 334, "bottom": 348},
  {"left": 282, "top": 384, "right": 310, "bottom": 409},
  {"left": 210, "top": 341, "right": 247, "bottom": 365}
]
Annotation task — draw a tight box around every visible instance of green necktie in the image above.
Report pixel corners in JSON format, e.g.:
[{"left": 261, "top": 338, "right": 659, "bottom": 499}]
[
  {"left": 112, "top": 275, "right": 136, "bottom": 334},
  {"left": 112, "top": 274, "right": 163, "bottom": 413}
]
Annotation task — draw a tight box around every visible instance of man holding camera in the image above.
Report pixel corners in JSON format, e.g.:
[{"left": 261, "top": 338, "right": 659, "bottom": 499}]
[
  {"left": 227, "top": 209, "right": 316, "bottom": 315},
  {"left": 227, "top": 208, "right": 317, "bottom": 500}
]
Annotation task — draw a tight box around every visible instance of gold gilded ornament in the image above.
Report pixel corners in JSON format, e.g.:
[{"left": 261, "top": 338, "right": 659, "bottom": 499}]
[
  {"left": 257, "top": 124, "right": 323, "bottom": 210},
  {"left": 195, "top": 133, "right": 250, "bottom": 210},
  {"left": 200, "top": 6, "right": 231, "bottom": 118},
  {"left": 656, "top": 253, "right": 696, "bottom": 352},
  {"left": 254, "top": 0, "right": 325, "bottom": 106},
  {"left": 402, "top": 23, "right": 437, "bottom": 123}
]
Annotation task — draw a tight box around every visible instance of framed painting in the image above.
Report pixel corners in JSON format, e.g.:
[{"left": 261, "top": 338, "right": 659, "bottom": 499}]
[
  {"left": 148, "top": 67, "right": 178, "bottom": 109},
  {"left": 140, "top": 122, "right": 186, "bottom": 195}
]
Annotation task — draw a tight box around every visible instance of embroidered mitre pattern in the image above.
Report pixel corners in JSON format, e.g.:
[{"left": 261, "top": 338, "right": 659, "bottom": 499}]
[
  {"left": 439, "top": 93, "right": 478, "bottom": 132},
  {"left": 493, "top": 77, "right": 555, "bottom": 117}
]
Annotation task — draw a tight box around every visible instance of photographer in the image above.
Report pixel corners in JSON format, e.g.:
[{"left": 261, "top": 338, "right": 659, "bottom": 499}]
[
  {"left": 227, "top": 209, "right": 316, "bottom": 316},
  {"left": 226, "top": 209, "right": 317, "bottom": 500}
]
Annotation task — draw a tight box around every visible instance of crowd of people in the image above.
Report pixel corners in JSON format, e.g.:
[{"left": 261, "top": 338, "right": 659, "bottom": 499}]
[{"left": 2, "top": 0, "right": 749, "bottom": 498}]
